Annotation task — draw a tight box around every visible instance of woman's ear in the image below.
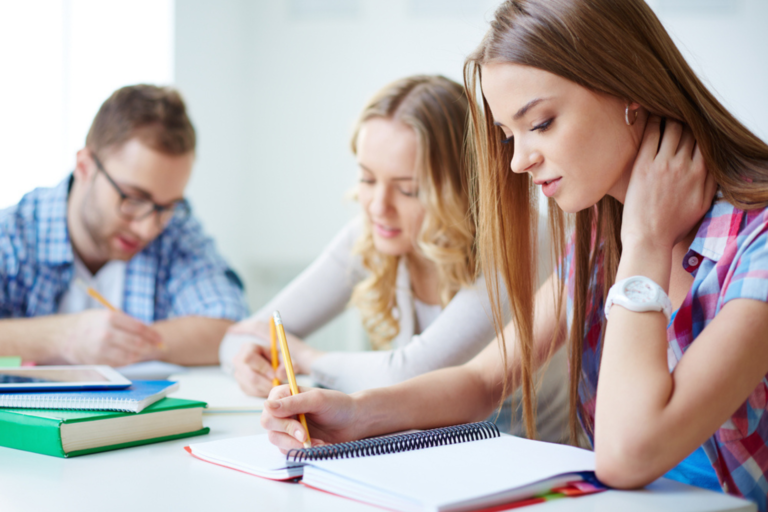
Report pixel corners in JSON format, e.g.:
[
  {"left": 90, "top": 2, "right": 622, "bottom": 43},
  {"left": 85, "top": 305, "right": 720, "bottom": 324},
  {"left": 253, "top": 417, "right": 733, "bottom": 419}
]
[{"left": 625, "top": 102, "right": 650, "bottom": 136}]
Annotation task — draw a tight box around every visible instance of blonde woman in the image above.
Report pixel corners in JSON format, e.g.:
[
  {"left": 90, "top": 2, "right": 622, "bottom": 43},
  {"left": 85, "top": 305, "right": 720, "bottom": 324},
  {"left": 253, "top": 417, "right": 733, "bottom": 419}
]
[
  {"left": 221, "top": 75, "right": 569, "bottom": 441},
  {"left": 261, "top": 2, "right": 768, "bottom": 509}
]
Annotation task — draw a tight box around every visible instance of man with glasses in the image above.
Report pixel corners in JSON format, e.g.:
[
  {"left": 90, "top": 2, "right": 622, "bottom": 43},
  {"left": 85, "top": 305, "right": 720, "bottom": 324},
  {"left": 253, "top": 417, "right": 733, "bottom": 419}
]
[{"left": 0, "top": 85, "right": 249, "bottom": 366}]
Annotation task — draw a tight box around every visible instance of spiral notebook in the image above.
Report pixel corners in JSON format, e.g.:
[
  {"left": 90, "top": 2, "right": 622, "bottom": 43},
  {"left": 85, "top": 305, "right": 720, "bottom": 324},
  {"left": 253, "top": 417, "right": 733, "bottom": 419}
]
[{"left": 186, "top": 422, "right": 601, "bottom": 512}]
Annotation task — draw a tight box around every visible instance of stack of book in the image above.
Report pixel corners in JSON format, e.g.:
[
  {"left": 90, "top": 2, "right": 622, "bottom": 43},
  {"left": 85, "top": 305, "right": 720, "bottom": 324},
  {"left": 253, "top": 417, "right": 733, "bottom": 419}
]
[{"left": 0, "top": 377, "right": 208, "bottom": 457}]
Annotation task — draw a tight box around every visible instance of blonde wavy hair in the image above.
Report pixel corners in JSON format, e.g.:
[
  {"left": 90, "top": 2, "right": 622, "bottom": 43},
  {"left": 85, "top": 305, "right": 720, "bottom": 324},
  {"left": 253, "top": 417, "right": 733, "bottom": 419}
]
[
  {"left": 465, "top": 0, "right": 768, "bottom": 442},
  {"left": 350, "top": 75, "right": 477, "bottom": 350}
]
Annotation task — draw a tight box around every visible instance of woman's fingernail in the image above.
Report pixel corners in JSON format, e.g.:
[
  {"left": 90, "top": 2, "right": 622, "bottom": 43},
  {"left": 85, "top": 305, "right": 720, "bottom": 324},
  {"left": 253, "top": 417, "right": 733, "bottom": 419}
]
[
  {"left": 265, "top": 400, "right": 280, "bottom": 409},
  {"left": 294, "top": 429, "right": 305, "bottom": 442}
]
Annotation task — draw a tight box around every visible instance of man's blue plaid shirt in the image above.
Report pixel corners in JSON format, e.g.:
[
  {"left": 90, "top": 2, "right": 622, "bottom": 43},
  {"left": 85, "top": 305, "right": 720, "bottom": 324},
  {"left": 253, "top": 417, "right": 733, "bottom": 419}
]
[{"left": 0, "top": 176, "right": 249, "bottom": 323}]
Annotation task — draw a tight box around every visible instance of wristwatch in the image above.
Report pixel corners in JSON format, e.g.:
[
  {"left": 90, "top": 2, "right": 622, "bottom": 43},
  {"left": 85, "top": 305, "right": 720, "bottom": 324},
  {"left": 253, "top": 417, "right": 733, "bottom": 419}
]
[{"left": 604, "top": 276, "right": 672, "bottom": 321}]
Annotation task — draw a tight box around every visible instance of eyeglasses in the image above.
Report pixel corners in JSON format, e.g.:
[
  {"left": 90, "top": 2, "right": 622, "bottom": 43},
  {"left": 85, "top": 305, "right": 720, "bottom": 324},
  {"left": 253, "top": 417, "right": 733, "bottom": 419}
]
[{"left": 91, "top": 152, "right": 190, "bottom": 227}]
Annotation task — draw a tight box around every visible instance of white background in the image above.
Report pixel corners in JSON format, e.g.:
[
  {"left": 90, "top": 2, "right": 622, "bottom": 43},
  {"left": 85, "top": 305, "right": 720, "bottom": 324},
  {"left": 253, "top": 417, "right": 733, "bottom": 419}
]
[{"left": 0, "top": 0, "right": 174, "bottom": 208}]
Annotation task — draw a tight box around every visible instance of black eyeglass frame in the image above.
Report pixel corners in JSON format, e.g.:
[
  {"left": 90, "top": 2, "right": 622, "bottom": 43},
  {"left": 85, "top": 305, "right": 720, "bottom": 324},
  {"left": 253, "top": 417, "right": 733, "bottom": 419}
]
[{"left": 91, "top": 152, "right": 190, "bottom": 227}]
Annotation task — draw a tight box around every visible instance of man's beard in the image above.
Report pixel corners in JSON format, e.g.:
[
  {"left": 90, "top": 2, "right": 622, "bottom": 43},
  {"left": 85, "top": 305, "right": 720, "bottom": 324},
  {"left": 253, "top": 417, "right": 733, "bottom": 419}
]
[{"left": 78, "top": 189, "right": 119, "bottom": 261}]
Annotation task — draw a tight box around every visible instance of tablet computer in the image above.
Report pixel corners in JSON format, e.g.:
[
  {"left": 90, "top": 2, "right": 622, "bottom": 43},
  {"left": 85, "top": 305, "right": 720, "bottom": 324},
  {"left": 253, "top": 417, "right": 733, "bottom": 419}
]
[{"left": 0, "top": 366, "right": 132, "bottom": 392}]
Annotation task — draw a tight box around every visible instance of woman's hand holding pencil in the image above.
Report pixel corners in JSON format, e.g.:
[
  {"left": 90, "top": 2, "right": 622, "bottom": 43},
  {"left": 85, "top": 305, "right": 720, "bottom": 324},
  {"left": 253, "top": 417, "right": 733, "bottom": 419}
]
[
  {"left": 232, "top": 341, "right": 287, "bottom": 397},
  {"left": 261, "top": 384, "right": 363, "bottom": 453},
  {"left": 229, "top": 318, "right": 326, "bottom": 398}
]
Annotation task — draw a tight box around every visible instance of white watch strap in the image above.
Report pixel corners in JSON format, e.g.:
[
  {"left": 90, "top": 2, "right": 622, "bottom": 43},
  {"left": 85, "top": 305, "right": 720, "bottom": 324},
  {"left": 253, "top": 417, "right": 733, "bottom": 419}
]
[{"left": 604, "top": 276, "right": 672, "bottom": 321}]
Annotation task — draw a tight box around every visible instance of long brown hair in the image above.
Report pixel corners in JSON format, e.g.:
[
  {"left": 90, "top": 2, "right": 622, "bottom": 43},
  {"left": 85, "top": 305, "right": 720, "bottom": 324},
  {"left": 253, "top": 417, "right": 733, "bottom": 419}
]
[
  {"left": 465, "top": 0, "right": 768, "bottom": 442},
  {"left": 350, "top": 75, "right": 477, "bottom": 350}
]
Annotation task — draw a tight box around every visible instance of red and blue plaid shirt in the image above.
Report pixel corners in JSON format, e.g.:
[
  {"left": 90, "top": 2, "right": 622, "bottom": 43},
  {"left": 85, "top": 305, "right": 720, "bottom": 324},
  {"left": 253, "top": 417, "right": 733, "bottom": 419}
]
[{"left": 564, "top": 197, "right": 768, "bottom": 510}]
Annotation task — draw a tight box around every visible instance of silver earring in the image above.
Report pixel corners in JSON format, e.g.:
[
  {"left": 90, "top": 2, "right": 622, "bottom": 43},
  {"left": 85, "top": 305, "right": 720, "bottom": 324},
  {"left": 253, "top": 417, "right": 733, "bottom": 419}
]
[{"left": 625, "top": 105, "right": 638, "bottom": 126}]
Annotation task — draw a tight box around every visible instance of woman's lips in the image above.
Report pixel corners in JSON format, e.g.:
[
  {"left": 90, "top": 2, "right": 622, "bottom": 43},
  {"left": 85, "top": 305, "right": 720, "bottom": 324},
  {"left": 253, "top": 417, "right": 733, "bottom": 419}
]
[
  {"left": 540, "top": 177, "right": 562, "bottom": 198},
  {"left": 373, "top": 223, "right": 402, "bottom": 239}
]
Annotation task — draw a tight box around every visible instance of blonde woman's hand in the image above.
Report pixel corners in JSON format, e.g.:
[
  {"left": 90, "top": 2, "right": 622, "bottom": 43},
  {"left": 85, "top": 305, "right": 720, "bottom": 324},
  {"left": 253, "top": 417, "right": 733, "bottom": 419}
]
[
  {"left": 229, "top": 319, "right": 325, "bottom": 375},
  {"left": 622, "top": 116, "right": 717, "bottom": 252},
  {"left": 227, "top": 317, "right": 272, "bottom": 340},
  {"left": 232, "top": 342, "right": 285, "bottom": 397},
  {"left": 261, "top": 385, "right": 362, "bottom": 453}
]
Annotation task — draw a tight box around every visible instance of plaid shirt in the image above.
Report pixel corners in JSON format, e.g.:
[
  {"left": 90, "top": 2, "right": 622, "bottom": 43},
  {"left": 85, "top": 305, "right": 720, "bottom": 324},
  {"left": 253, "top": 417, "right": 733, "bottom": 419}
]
[
  {"left": 564, "top": 197, "right": 768, "bottom": 510},
  {"left": 0, "top": 176, "right": 249, "bottom": 324}
]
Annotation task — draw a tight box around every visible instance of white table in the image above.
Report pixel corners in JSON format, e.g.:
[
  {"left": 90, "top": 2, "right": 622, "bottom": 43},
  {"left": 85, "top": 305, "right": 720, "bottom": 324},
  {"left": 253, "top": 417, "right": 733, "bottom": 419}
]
[{"left": 0, "top": 367, "right": 756, "bottom": 512}]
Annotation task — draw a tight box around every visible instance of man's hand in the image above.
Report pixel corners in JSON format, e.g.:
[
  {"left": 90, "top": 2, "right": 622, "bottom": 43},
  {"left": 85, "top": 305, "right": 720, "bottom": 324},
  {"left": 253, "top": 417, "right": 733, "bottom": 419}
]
[{"left": 57, "top": 310, "right": 163, "bottom": 366}]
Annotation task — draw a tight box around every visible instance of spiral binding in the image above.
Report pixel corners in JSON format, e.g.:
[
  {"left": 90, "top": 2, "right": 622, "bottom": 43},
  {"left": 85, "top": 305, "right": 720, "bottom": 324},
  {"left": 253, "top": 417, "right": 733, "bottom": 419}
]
[{"left": 286, "top": 421, "right": 500, "bottom": 463}]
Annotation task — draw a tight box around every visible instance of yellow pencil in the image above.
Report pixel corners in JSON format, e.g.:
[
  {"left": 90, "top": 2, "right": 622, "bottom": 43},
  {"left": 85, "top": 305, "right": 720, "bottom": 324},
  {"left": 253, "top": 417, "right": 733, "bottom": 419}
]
[
  {"left": 74, "top": 278, "right": 166, "bottom": 351},
  {"left": 269, "top": 317, "right": 280, "bottom": 387},
  {"left": 75, "top": 278, "right": 118, "bottom": 312},
  {"left": 272, "top": 310, "right": 311, "bottom": 449}
]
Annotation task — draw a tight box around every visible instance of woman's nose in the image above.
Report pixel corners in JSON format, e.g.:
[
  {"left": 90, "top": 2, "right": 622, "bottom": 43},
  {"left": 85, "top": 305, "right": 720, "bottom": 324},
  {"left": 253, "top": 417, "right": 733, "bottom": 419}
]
[
  {"left": 369, "top": 184, "right": 391, "bottom": 217},
  {"left": 510, "top": 140, "right": 542, "bottom": 174}
]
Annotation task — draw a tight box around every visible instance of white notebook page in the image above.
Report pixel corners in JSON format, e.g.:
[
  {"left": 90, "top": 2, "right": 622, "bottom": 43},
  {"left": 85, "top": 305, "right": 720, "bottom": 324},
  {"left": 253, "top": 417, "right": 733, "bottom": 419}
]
[
  {"left": 188, "top": 435, "right": 303, "bottom": 480},
  {"left": 303, "top": 435, "right": 595, "bottom": 509}
]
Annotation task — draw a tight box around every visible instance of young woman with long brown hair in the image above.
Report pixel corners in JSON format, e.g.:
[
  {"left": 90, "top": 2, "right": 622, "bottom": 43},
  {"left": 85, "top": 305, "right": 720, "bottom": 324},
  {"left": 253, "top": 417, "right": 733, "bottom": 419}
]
[
  {"left": 222, "top": 74, "right": 569, "bottom": 442},
  {"left": 260, "top": 1, "right": 768, "bottom": 508}
]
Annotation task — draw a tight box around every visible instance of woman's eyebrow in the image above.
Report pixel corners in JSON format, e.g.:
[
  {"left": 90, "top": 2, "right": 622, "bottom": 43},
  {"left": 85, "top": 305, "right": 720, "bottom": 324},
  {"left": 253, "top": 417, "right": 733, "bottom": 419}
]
[
  {"left": 493, "top": 97, "right": 551, "bottom": 128},
  {"left": 513, "top": 97, "right": 549, "bottom": 120},
  {"left": 359, "top": 163, "right": 414, "bottom": 181}
]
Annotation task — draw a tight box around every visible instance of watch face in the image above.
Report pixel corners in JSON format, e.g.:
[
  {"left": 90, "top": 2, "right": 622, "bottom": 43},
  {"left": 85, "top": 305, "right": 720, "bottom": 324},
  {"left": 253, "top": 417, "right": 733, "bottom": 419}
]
[{"left": 624, "top": 279, "right": 655, "bottom": 303}]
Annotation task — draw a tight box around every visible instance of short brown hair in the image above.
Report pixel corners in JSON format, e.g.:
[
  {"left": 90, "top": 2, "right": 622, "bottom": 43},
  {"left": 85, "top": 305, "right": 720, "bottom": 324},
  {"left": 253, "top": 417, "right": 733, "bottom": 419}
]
[{"left": 85, "top": 84, "right": 196, "bottom": 156}]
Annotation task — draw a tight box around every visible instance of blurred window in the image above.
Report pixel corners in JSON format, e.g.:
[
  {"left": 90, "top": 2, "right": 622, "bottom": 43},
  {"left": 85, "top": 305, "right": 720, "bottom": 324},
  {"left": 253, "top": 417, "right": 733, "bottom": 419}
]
[{"left": 0, "top": 0, "right": 174, "bottom": 209}]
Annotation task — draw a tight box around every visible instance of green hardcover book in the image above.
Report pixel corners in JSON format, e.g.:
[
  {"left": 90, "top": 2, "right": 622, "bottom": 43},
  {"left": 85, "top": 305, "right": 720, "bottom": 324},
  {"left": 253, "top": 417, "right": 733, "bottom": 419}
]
[{"left": 0, "top": 397, "right": 209, "bottom": 457}]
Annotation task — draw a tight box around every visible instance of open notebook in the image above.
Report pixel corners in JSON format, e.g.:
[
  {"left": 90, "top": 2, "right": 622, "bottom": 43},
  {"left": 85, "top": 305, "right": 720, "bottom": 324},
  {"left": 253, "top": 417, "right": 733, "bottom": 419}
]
[{"left": 186, "top": 422, "right": 602, "bottom": 512}]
